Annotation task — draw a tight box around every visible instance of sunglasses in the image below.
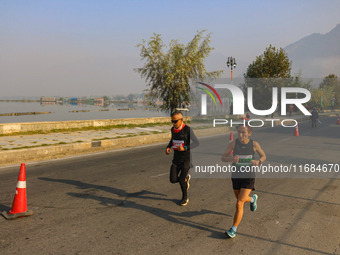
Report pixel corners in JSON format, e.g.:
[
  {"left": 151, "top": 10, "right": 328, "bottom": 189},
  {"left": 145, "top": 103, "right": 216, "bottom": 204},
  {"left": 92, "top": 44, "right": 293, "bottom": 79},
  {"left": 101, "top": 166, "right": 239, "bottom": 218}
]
[{"left": 171, "top": 119, "right": 182, "bottom": 124}]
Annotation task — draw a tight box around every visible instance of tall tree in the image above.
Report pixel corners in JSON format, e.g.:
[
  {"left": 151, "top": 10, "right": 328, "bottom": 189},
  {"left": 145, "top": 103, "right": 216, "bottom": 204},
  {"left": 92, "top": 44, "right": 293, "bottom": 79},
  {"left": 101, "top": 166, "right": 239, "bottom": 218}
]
[
  {"left": 244, "top": 45, "right": 292, "bottom": 79},
  {"left": 243, "top": 45, "right": 292, "bottom": 111},
  {"left": 135, "top": 31, "right": 223, "bottom": 113},
  {"left": 318, "top": 74, "right": 339, "bottom": 109},
  {"left": 319, "top": 74, "right": 338, "bottom": 89}
]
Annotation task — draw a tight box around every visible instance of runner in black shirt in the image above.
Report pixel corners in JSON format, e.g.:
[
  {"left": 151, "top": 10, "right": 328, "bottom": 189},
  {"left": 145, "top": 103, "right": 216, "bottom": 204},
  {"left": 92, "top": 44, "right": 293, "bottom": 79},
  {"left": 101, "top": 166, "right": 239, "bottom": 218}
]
[{"left": 166, "top": 111, "right": 199, "bottom": 206}]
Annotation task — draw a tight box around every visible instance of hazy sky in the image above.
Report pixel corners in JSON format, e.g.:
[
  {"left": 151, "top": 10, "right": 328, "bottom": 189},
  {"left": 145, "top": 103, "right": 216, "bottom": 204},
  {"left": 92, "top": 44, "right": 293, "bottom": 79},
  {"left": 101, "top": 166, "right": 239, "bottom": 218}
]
[{"left": 1, "top": 0, "right": 340, "bottom": 97}]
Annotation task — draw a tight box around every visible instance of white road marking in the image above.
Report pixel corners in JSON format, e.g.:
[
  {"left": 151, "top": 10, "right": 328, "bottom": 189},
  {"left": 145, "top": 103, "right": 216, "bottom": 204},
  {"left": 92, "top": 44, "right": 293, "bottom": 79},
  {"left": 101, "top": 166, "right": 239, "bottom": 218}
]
[
  {"left": 150, "top": 172, "right": 168, "bottom": 178},
  {"left": 278, "top": 138, "right": 291, "bottom": 142},
  {"left": 136, "top": 127, "right": 163, "bottom": 132}
]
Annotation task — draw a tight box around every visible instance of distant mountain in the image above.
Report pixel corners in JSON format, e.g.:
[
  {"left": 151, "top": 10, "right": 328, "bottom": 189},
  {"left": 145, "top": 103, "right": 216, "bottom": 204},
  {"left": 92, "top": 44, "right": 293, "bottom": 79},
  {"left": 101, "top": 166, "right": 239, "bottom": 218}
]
[{"left": 285, "top": 24, "right": 340, "bottom": 78}]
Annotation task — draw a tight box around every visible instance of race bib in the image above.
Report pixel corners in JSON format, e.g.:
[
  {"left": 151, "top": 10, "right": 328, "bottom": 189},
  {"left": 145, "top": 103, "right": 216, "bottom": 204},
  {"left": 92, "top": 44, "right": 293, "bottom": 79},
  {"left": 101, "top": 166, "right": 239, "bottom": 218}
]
[
  {"left": 172, "top": 140, "right": 184, "bottom": 150},
  {"left": 235, "top": 155, "right": 253, "bottom": 166}
]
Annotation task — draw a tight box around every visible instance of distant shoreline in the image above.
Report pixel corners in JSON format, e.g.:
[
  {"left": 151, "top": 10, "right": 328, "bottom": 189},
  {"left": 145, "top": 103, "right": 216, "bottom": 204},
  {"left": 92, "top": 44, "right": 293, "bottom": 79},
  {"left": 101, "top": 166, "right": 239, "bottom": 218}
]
[
  {"left": 0, "top": 99, "right": 141, "bottom": 104},
  {"left": 0, "top": 99, "right": 40, "bottom": 102}
]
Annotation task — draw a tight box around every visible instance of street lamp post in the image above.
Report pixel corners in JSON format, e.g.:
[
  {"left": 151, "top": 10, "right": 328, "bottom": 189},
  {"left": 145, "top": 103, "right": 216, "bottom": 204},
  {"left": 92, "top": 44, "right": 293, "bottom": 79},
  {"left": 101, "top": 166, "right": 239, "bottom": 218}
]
[
  {"left": 321, "top": 88, "right": 323, "bottom": 111},
  {"left": 226, "top": 57, "right": 236, "bottom": 115},
  {"left": 226, "top": 56, "right": 237, "bottom": 81}
]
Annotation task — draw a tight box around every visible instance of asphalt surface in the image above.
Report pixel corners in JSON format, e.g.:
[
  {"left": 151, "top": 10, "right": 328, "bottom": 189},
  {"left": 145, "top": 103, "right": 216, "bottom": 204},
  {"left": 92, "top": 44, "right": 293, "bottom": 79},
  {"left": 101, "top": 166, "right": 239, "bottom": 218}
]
[{"left": 0, "top": 116, "right": 339, "bottom": 255}]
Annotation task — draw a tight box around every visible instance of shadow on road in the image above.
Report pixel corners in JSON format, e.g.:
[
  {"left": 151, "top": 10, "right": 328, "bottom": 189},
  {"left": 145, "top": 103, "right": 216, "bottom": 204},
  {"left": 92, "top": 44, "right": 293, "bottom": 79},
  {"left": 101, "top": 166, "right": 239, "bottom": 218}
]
[
  {"left": 38, "top": 177, "right": 231, "bottom": 239},
  {"left": 36, "top": 177, "right": 338, "bottom": 252},
  {"left": 0, "top": 204, "right": 11, "bottom": 212}
]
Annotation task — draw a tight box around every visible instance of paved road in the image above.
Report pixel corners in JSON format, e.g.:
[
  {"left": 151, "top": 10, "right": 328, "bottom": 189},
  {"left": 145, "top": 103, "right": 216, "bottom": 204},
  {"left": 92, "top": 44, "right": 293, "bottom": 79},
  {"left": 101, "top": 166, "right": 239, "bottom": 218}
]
[{"left": 0, "top": 116, "right": 339, "bottom": 255}]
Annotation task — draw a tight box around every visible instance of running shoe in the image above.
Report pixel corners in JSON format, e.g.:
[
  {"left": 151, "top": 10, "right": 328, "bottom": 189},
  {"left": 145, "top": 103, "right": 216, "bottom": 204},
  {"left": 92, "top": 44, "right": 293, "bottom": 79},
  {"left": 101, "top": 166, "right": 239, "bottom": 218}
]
[
  {"left": 250, "top": 194, "right": 258, "bottom": 212},
  {"left": 224, "top": 228, "right": 236, "bottom": 238},
  {"left": 180, "top": 197, "right": 189, "bottom": 206},
  {"left": 186, "top": 174, "right": 191, "bottom": 191}
]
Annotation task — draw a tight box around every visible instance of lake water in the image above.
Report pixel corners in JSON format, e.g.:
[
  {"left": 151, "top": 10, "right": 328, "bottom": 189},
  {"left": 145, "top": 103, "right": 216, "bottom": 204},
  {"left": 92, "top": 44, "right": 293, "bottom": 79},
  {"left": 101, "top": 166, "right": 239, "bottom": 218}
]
[{"left": 0, "top": 101, "right": 170, "bottom": 123}]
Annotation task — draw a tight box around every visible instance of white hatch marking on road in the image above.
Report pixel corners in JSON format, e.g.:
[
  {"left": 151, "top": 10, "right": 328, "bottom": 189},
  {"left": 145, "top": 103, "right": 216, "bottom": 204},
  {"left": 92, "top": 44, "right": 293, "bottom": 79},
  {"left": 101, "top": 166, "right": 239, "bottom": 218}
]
[
  {"left": 278, "top": 138, "right": 291, "bottom": 143},
  {"left": 136, "top": 127, "right": 162, "bottom": 132},
  {"left": 150, "top": 172, "right": 168, "bottom": 178}
]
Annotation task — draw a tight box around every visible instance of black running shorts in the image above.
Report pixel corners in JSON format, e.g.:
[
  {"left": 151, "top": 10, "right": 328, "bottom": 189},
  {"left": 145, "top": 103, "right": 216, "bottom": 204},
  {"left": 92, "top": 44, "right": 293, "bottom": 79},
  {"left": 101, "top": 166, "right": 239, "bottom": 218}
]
[{"left": 231, "top": 178, "right": 255, "bottom": 190}]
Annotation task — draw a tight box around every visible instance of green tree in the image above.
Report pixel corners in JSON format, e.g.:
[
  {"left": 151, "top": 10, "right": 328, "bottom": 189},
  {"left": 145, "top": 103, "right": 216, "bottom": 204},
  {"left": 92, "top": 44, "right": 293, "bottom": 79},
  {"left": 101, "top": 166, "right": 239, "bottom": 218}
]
[
  {"left": 243, "top": 45, "right": 293, "bottom": 112},
  {"left": 245, "top": 45, "right": 291, "bottom": 79},
  {"left": 310, "top": 88, "right": 322, "bottom": 109},
  {"left": 135, "top": 31, "right": 223, "bottom": 114},
  {"left": 318, "top": 74, "right": 339, "bottom": 110},
  {"left": 319, "top": 74, "right": 338, "bottom": 89},
  {"left": 335, "top": 85, "right": 340, "bottom": 109}
]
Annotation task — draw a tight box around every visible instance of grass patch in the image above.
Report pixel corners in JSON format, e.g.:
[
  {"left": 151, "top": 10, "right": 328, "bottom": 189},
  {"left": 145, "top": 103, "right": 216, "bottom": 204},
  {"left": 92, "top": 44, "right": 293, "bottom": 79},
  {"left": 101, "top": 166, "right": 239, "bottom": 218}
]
[
  {"left": 151, "top": 131, "right": 166, "bottom": 134},
  {"left": 0, "top": 141, "right": 78, "bottom": 150},
  {"left": 0, "top": 122, "right": 172, "bottom": 137},
  {"left": 138, "top": 132, "right": 149, "bottom": 136},
  {"left": 3, "top": 143, "right": 52, "bottom": 150},
  {"left": 125, "top": 134, "right": 137, "bottom": 138},
  {"left": 92, "top": 137, "right": 112, "bottom": 141}
]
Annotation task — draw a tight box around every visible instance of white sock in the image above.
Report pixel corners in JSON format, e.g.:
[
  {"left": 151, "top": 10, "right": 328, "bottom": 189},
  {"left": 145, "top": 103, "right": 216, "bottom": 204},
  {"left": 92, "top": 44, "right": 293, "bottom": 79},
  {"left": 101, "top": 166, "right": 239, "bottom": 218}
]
[
  {"left": 250, "top": 196, "right": 254, "bottom": 203},
  {"left": 232, "top": 226, "right": 237, "bottom": 232}
]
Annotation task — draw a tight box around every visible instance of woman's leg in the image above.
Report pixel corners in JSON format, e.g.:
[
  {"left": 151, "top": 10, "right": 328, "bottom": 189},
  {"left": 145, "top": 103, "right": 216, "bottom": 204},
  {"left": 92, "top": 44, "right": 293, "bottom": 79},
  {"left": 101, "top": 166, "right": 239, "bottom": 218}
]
[
  {"left": 233, "top": 189, "right": 240, "bottom": 199},
  {"left": 233, "top": 188, "right": 252, "bottom": 227}
]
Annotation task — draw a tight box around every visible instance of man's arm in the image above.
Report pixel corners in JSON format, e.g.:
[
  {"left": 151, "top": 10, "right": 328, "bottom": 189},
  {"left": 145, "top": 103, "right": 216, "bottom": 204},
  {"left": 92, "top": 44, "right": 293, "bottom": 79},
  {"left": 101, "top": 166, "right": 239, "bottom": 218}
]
[
  {"left": 189, "top": 127, "right": 199, "bottom": 150},
  {"left": 165, "top": 129, "right": 173, "bottom": 154},
  {"left": 167, "top": 138, "right": 172, "bottom": 149}
]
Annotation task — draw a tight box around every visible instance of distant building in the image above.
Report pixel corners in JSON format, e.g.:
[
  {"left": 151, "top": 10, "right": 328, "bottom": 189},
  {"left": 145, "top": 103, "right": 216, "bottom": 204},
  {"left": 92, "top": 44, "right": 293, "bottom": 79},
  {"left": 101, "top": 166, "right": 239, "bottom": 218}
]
[
  {"left": 40, "top": 96, "right": 57, "bottom": 102},
  {"left": 94, "top": 97, "right": 104, "bottom": 106},
  {"left": 94, "top": 97, "right": 104, "bottom": 103},
  {"left": 137, "top": 98, "right": 145, "bottom": 105},
  {"left": 155, "top": 98, "right": 163, "bottom": 106}
]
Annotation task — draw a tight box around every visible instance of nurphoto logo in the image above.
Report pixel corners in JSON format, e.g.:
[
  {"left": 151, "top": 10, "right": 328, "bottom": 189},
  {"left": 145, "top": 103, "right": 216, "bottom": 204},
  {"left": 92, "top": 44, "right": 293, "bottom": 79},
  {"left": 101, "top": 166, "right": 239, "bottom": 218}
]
[{"left": 199, "top": 82, "right": 312, "bottom": 128}]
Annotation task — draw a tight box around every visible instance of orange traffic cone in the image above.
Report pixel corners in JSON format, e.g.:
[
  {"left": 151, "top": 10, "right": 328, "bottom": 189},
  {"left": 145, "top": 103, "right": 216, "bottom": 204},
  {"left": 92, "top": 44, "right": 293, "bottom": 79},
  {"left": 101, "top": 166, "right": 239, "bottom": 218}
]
[
  {"left": 337, "top": 115, "right": 340, "bottom": 125},
  {"left": 1, "top": 163, "right": 33, "bottom": 220},
  {"left": 229, "top": 132, "right": 234, "bottom": 155},
  {"left": 294, "top": 124, "right": 299, "bottom": 136}
]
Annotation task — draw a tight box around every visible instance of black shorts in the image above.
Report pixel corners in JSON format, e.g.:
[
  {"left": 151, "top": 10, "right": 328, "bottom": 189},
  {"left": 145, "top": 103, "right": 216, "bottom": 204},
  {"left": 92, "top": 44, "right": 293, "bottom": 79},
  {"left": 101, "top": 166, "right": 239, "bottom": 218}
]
[{"left": 231, "top": 178, "right": 255, "bottom": 190}]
